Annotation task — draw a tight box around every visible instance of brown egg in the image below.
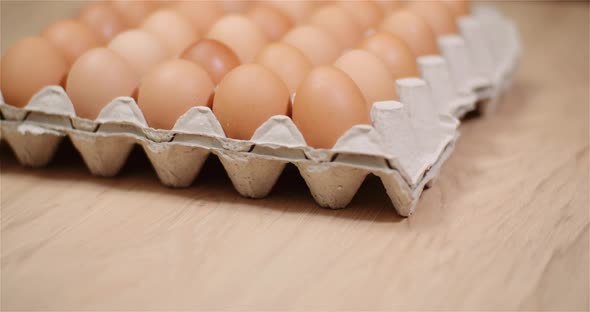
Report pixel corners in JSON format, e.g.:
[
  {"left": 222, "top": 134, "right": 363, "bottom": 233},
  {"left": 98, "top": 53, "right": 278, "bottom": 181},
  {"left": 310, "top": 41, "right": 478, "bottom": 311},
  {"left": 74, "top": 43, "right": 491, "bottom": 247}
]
[
  {"left": 337, "top": 0, "right": 383, "bottom": 30},
  {"left": 281, "top": 26, "right": 341, "bottom": 66},
  {"left": 408, "top": 1, "right": 458, "bottom": 36},
  {"left": 78, "top": 3, "right": 126, "bottom": 43},
  {"left": 441, "top": 0, "right": 471, "bottom": 18},
  {"left": 174, "top": 1, "right": 224, "bottom": 34},
  {"left": 255, "top": 43, "right": 312, "bottom": 94},
  {"left": 374, "top": 0, "right": 403, "bottom": 14},
  {"left": 181, "top": 39, "right": 241, "bottom": 85},
  {"left": 219, "top": 0, "right": 253, "bottom": 13},
  {"left": 213, "top": 64, "right": 290, "bottom": 140},
  {"left": 359, "top": 31, "right": 418, "bottom": 79},
  {"left": 334, "top": 50, "right": 397, "bottom": 109},
  {"left": 41, "top": 20, "right": 102, "bottom": 65},
  {"left": 108, "top": 30, "right": 167, "bottom": 76},
  {"left": 141, "top": 9, "right": 198, "bottom": 57},
  {"left": 154, "top": 0, "right": 177, "bottom": 7},
  {"left": 307, "top": 5, "right": 363, "bottom": 48},
  {"left": 261, "top": 0, "right": 315, "bottom": 23},
  {"left": 138, "top": 59, "right": 214, "bottom": 129},
  {"left": 109, "top": 0, "right": 156, "bottom": 27},
  {"left": 380, "top": 10, "right": 439, "bottom": 56},
  {"left": 1, "top": 37, "right": 68, "bottom": 107},
  {"left": 246, "top": 5, "right": 293, "bottom": 41},
  {"left": 66, "top": 48, "right": 139, "bottom": 119},
  {"left": 293, "top": 66, "right": 370, "bottom": 149},
  {"left": 207, "top": 15, "right": 268, "bottom": 63}
]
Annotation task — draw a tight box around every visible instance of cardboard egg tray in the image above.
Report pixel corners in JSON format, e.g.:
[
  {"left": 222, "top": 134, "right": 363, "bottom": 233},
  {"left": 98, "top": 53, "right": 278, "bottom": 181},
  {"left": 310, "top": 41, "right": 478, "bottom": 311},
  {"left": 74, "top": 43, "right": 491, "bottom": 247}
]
[{"left": 0, "top": 6, "right": 520, "bottom": 216}]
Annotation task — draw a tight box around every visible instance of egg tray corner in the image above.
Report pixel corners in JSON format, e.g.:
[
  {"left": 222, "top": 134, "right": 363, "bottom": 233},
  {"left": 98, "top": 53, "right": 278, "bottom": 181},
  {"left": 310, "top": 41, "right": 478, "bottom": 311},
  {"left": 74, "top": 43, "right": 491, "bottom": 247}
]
[{"left": 0, "top": 5, "right": 520, "bottom": 217}]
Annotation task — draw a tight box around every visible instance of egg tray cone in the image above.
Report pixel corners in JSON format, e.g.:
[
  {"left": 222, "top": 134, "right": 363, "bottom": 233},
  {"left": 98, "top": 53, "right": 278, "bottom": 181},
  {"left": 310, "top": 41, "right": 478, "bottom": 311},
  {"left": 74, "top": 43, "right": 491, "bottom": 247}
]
[{"left": 0, "top": 5, "right": 520, "bottom": 217}]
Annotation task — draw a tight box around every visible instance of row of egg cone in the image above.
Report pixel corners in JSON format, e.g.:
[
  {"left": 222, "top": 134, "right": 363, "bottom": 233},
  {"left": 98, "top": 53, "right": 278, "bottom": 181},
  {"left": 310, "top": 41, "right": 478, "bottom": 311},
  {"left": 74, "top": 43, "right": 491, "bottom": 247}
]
[{"left": 1, "top": 0, "right": 470, "bottom": 149}]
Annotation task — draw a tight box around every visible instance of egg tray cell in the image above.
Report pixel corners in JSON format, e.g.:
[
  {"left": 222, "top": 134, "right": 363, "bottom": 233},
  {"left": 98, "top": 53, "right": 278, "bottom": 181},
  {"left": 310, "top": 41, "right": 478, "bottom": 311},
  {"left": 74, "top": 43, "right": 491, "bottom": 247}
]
[{"left": 0, "top": 5, "right": 520, "bottom": 217}]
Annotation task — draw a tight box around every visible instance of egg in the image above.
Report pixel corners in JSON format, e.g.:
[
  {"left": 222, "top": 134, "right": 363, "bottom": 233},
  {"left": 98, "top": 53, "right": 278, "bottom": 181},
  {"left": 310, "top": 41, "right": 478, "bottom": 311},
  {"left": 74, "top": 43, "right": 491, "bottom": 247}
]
[
  {"left": 181, "top": 39, "right": 241, "bottom": 85},
  {"left": 174, "top": 1, "right": 224, "bottom": 34},
  {"left": 78, "top": 3, "right": 126, "bottom": 42},
  {"left": 66, "top": 48, "right": 139, "bottom": 119},
  {"left": 255, "top": 43, "right": 312, "bottom": 94},
  {"left": 107, "top": 30, "right": 167, "bottom": 77},
  {"left": 261, "top": 0, "right": 315, "bottom": 23},
  {"left": 374, "top": 0, "right": 403, "bottom": 14},
  {"left": 246, "top": 5, "right": 293, "bottom": 41},
  {"left": 154, "top": 0, "right": 177, "bottom": 7},
  {"left": 334, "top": 50, "right": 397, "bottom": 109},
  {"left": 281, "top": 26, "right": 341, "bottom": 66},
  {"left": 337, "top": 0, "right": 383, "bottom": 30},
  {"left": 138, "top": 59, "right": 214, "bottom": 130},
  {"left": 359, "top": 31, "right": 418, "bottom": 79},
  {"left": 141, "top": 9, "right": 198, "bottom": 57},
  {"left": 219, "top": 0, "right": 253, "bottom": 13},
  {"left": 109, "top": 0, "right": 156, "bottom": 27},
  {"left": 407, "top": 1, "right": 458, "bottom": 36},
  {"left": 380, "top": 10, "right": 439, "bottom": 56},
  {"left": 307, "top": 5, "right": 363, "bottom": 48},
  {"left": 41, "top": 20, "right": 102, "bottom": 65},
  {"left": 207, "top": 15, "right": 268, "bottom": 63},
  {"left": 293, "top": 66, "right": 371, "bottom": 149},
  {"left": 442, "top": 0, "right": 471, "bottom": 18},
  {"left": 213, "top": 64, "right": 290, "bottom": 140},
  {"left": 1, "top": 37, "right": 68, "bottom": 107}
]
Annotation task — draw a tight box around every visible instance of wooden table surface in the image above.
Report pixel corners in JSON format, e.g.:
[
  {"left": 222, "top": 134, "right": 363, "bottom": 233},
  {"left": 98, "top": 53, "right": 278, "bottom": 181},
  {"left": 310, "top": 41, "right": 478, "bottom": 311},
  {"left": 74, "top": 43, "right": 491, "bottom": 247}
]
[{"left": 1, "top": 1, "right": 588, "bottom": 311}]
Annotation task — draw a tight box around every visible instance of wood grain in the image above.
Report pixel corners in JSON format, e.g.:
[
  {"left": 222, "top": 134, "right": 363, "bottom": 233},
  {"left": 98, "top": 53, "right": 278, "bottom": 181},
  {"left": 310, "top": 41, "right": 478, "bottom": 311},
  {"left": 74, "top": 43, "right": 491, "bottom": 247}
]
[{"left": 1, "top": 1, "right": 588, "bottom": 311}]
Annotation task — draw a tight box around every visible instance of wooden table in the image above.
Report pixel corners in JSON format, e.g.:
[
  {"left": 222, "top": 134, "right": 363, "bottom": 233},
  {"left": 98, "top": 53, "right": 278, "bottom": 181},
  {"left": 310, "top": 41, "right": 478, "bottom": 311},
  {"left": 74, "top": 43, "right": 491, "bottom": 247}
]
[{"left": 1, "top": 1, "right": 588, "bottom": 310}]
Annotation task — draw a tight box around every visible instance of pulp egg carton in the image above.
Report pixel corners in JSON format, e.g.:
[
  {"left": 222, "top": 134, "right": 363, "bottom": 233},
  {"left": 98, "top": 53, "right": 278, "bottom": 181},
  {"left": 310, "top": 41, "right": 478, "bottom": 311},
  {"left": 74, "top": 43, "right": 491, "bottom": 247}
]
[{"left": 0, "top": 5, "right": 520, "bottom": 216}]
